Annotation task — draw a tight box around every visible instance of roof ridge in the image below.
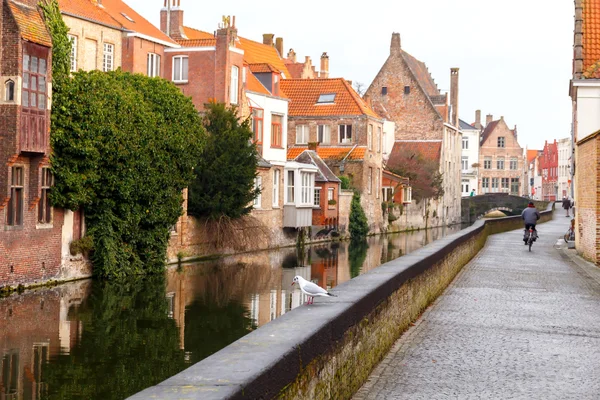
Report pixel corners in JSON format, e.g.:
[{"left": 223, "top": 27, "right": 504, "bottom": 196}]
[
  {"left": 341, "top": 79, "right": 375, "bottom": 117},
  {"left": 399, "top": 50, "right": 444, "bottom": 121}
]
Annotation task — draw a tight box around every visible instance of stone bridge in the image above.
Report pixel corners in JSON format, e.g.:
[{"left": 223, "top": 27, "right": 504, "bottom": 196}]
[{"left": 461, "top": 193, "right": 550, "bottom": 224}]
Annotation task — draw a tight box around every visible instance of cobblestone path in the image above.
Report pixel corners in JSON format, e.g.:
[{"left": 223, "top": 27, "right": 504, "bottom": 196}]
[{"left": 354, "top": 215, "right": 600, "bottom": 400}]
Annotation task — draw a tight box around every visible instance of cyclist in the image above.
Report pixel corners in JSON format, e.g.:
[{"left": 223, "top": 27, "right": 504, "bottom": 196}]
[{"left": 522, "top": 202, "right": 541, "bottom": 244}]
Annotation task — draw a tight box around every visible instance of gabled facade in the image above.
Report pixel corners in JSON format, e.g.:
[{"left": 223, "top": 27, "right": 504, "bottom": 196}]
[
  {"left": 460, "top": 116, "right": 480, "bottom": 196},
  {"left": 557, "top": 137, "right": 573, "bottom": 199},
  {"left": 364, "top": 33, "right": 461, "bottom": 227},
  {"left": 540, "top": 140, "right": 558, "bottom": 201},
  {"left": 281, "top": 78, "right": 386, "bottom": 231},
  {"left": 527, "top": 149, "right": 543, "bottom": 200},
  {"left": 478, "top": 116, "right": 526, "bottom": 196}
]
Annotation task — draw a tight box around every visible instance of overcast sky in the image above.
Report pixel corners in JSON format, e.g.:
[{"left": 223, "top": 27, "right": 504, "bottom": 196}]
[{"left": 126, "top": 0, "right": 574, "bottom": 150}]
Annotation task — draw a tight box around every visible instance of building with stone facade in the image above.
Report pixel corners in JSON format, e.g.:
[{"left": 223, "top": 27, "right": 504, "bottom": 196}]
[
  {"left": 478, "top": 116, "right": 526, "bottom": 196},
  {"left": 557, "top": 137, "right": 573, "bottom": 199},
  {"left": 364, "top": 33, "right": 462, "bottom": 227},
  {"left": 539, "top": 140, "right": 558, "bottom": 201}
]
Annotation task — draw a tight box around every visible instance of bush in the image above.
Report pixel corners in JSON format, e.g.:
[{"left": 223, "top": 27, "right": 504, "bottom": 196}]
[
  {"left": 339, "top": 175, "right": 351, "bottom": 190},
  {"left": 69, "top": 236, "right": 94, "bottom": 257},
  {"left": 349, "top": 192, "right": 369, "bottom": 240}
]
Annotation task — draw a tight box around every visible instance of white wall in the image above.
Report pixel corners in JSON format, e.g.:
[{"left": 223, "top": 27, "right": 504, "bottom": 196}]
[
  {"left": 461, "top": 127, "right": 480, "bottom": 196},
  {"left": 557, "top": 137, "right": 572, "bottom": 199},
  {"left": 247, "top": 92, "right": 289, "bottom": 164},
  {"left": 382, "top": 120, "right": 396, "bottom": 161},
  {"left": 576, "top": 85, "right": 600, "bottom": 141}
]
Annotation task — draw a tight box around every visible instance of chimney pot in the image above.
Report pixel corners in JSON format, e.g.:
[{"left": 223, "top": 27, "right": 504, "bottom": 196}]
[
  {"left": 320, "top": 52, "right": 329, "bottom": 79},
  {"left": 390, "top": 32, "right": 401, "bottom": 56},
  {"left": 475, "top": 109, "right": 481, "bottom": 129},
  {"left": 275, "top": 37, "right": 283, "bottom": 56},
  {"left": 486, "top": 114, "right": 493, "bottom": 125},
  {"left": 263, "top": 33, "right": 274, "bottom": 46},
  {"left": 287, "top": 48, "right": 296, "bottom": 63}
]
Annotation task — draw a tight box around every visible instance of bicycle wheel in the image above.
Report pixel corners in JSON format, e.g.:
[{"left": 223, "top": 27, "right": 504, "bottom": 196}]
[
  {"left": 529, "top": 239, "right": 532, "bottom": 251},
  {"left": 564, "top": 233, "right": 570, "bottom": 243}
]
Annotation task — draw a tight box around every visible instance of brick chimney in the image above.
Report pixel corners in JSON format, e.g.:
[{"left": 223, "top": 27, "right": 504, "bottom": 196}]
[
  {"left": 486, "top": 114, "right": 493, "bottom": 125},
  {"left": 215, "top": 21, "right": 238, "bottom": 104},
  {"left": 308, "top": 142, "right": 318, "bottom": 151},
  {"left": 160, "top": 0, "right": 186, "bottom": 39},
  {"left": 390, "top": 32, "right": 401, "bottom": 57},
  {"left": 263, "top": 34, "right": 274, "bottom": 46},
  {"left": 287, "top": 48, "right": 296, "bottom": 63},
  {"left": 450, "top": 68, "right": 459, "bottom": 127},
  {"left": 474, "top": 110, "right": 482, "bottom": 129},
  {"left": 275, "top": 37, "right": 283, "bottom": 56},
  {"left": 320, "top": 52, "right": 329, "bottom": 79},
  {"left": 574, "top": 0, "right": 583, "bottom": 78}
]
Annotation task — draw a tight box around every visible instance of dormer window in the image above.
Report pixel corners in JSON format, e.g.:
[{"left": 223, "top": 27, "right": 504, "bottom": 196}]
[
  {"left": 317, "top": 93, "right": 335, "bottom": 104},
  {"left": 5, "top": 80, "right": 15, "bottom": 101}
]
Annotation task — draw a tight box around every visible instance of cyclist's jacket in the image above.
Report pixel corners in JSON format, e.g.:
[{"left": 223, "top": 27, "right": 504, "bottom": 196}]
[{"left": 521, "top": 207, "right": 541, "bottom": 225}]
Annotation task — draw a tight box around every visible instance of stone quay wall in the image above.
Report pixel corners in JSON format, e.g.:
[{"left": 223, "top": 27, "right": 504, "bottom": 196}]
[{"left": 129, "top": 204, "right": 554, "bottom": 400}]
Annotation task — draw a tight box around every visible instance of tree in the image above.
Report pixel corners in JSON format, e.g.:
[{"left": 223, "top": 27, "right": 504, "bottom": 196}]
[
  {"left": 349, "top": 191, "right": 369, "bottom": 240},
  {"left": 188, "top": 101, "right": 259, "bottom": 220},
  {"left": 50, "top": 70, "right": 205, "bottom": 278},
  {"left": 388, "top": 153, "right": 444, "bottom": 203},
  {"left": 39, "top": 0, "right": 71, "bottom": 84},
  {"left": 354, "top": 81, "right": 366, "bottom": 96}
]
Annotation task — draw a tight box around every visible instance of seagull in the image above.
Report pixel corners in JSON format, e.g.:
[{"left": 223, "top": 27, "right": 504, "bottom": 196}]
[{"left": 291, "top": 275, "right": 337, "bottom": 305}]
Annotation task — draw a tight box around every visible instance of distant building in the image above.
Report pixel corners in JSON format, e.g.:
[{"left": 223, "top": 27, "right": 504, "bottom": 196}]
[
  {"left": 527, "top": 149, "right": 543, "bottom": 200},
  {"left": 540, "top": 140, "right": 558, "bottom": 201},
  {"left": 460, "top": 116, "right": 480, "bottom": 196},
  {"left": 557, "top": 137, "right": 573, "bottom": 199}
]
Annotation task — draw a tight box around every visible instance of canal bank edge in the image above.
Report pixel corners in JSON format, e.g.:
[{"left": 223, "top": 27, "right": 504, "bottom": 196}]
[{"left": 128, "top": 204, "right": 555, "bottom": 400}]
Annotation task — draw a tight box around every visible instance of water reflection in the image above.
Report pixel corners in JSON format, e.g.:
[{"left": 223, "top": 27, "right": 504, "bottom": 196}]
[{"left": 0, "top": 225, "right": 461, "bottom": 400}]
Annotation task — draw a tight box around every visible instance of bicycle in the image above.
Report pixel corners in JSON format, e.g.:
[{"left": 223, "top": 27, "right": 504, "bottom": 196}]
[
  {"left": 564, "top": 223, "right": 575, "bottom": 243},
  {"left": 525, "top": 227, "right": 536, "bottom": 252}
]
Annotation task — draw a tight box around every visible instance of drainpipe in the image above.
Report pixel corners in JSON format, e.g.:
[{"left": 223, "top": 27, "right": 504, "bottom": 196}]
[{"left": 339, "top": 144, "right": 358, "bottom": 174}]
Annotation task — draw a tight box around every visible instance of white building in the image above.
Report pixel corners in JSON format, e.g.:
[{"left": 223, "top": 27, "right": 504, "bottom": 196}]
[
  {"left": 557, "top": 137, "right": 573, "bottom": 199},
  {"left": 459, "top": 119, "right": 480, "bottom": 196}
]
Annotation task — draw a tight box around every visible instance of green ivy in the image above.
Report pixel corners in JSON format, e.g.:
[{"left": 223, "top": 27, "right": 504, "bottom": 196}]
[
  {"left": 50, "top": 70, "right": 205, "bottom": 278},
  {"left": 39, "top": 0, "right": 71, "bottom": 84}
]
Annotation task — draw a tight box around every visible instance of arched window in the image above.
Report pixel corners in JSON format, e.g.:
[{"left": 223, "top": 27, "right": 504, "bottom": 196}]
[{"left": 5, "top": 80, "right": 14, "bottom": 101}]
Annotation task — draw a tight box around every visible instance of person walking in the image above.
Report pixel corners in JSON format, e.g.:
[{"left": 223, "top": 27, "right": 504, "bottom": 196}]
[
  {"left": 470, "top": 189, "right": 475, "bottom": 197},
  {"left": 562, "top": 196, "right": 571, "bottom": 217}
]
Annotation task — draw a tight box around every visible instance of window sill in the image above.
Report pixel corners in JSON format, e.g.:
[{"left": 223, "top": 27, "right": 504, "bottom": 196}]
[
  {"left": 272, "top": 205, "right": 280, "bottom": 209},
  {"left": 36, "top": 223, "right": 54, "bottom": 230},
  {"left": 4, "top": 225, "right": 24, "bottom": 231},
  {"left": 173, "top": 80, "right": 189, "bottom": 85},
  {"left": 271, "top": 145, "right": 284, "bottom": 149}
]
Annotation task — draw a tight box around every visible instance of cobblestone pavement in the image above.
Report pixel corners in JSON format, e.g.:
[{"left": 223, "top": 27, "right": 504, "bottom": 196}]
[{"left": 354, "top": 215, "right": 600, "bottom": 400}]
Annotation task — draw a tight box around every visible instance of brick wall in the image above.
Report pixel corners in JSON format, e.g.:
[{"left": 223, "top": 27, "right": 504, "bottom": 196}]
[
  {"left": 122, "top": 36, "right": 165, "bottom": 76},
  {"left": 312, "top": 181, "right": 339, "bottom": 227},
  {"left": 575, "top": 135, "right": 598, "bottom": 262}
]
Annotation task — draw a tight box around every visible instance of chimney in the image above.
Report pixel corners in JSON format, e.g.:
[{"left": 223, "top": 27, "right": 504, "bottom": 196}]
[
  {"left": 363, "top": 94, "right": 372, "bottom": 108},
  {"left": 262, "top": 33, "right": 274, "bottom": 46},
  {"left": 486, "top": 114, "right": 493, "bottom": 125},
  {"left": 450, "top": 68, "right": 459, "bottom": 127},
  {"left": 574, "top": 0, "right": 583, "bottom": 78},
  {"left": 320, "top": 52, "right": 329, "bottom": 79},
  {"left": 275, "top": 37, "right": 283, "bottom": 56},
  {"left": 287, "top": 48, "right": 296, "bottom": 63},
  {"left": 308, "top": 142, "right": 318, "bottom": 151},
  {"left": 474, "top": 109, "right": 482, "bottom": 129},
  {"left": 390, "top": 32, "right": 401, "bottom": 56},
  {"left": 160, "top": 0, "right": 185, "bottom": 39}
]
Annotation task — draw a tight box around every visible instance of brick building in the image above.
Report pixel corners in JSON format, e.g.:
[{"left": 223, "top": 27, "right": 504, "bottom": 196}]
[
  {"left": 478, "top": 116, "right": 526, "bottom": 196},
  {"left": 282, "top": 78, "right": 386, "bottom": 232},
  {"left": 539, "top": 139, "right": 558, "bottom": 201},
  {"left": 364, "top": 33, "right": 462, "bottom": 227}
]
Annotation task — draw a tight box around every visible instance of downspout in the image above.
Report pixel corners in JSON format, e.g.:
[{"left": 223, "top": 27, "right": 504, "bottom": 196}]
[{"left": 339, "top": 144, "right": 358, "bottom": 174}]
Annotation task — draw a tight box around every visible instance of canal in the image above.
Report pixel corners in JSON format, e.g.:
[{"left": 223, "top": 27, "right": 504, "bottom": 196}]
[{"left": 0, "top": 225, "right": 462, "bottom": 400}]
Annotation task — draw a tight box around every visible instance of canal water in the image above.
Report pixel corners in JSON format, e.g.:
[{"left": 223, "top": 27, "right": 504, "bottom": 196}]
[{"left": 0, "top": 225, "right": 462, "bottom": 400}]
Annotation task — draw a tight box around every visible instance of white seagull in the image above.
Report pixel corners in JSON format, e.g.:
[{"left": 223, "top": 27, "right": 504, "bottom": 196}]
[{"left": 291, "top": 275, "right": 337, "bottom": 305}]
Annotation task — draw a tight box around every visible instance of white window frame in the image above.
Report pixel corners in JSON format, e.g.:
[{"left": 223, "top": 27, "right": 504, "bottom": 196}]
[
  {"left": 300, "top": 172, "right": 313, "bottom": 205},
  {"left": 462, "top": 136, "right": 468, "bottom": 149},
  {"left": 253, "top": 176, "right": 262, "bottom": 208},
  {"left": 403, "top": 186, "right": 412, "bottom": 203},
  {"left": 368, "top": 124, "right": 373, "bottom": 150},
  {"left": 273, "top": 169, "right": 280, "bottom": 207},
  {"left": 339, "top": 124, "right": 352, "bottom": 144},
  {"left": 318, "top": 125, "right": 331, "bottom": 144},
  {"left": 68, "top": 34, "right": 77, "bottom": 72},
  {"left": 510, "top": 157, "right": 518, "bottom": 170},
  {"left": 230, "top": 65, "right": 239, "bottom": 104},
  {"left": 296, "top": 125, "right": 309, "bottom": 145},
  {"left": 461, "top": 156, "right": 469, "bottom": 171},
  {"left": 286, "top": 170, "right": 295, "bottom": 204},
  {"left": 497, "top": 157, "right": 505, "bottom": 170},
  {"left": 172, "top": 56, "right": 189, "bottom": 83},
  {"left": 484, "top": 157, "right": 492, "bottom": 170},
  {"left": 102, "top": 43, "right": 114, "bottom": 72},
  {"left": 314, "top": 187, "right": 321, "bottom": 207},
  {"left": 147, "top": 53, "right": 161, "bottom": 77}
]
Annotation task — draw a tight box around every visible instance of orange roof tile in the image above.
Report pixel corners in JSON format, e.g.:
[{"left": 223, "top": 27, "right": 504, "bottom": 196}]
[
  {"left": 238, "top": 36, "right": 290, "bottom": 78},
  {"left": 583, "top": 0, "right": 600, "bottom": 74},
  {"left": 7, "top": 1, "right": 52, "bottom": 48},
  {"left": 285, "top": 62, "right": 305, "bottom": 79},
  {"left": 246, "top": 72, "right": 270, "bottom": 95},
  {"left": 387, "top": 141, "right": 442, "bottom": 169},
  {"left": 99, "top": 0, "right": 178, "bottom": 46},
  {"left": 183, "top": 26, "right": 214, "bottom": 40},
  {"left": 287, "top": 146, "right": 367, "bottom": 161},
  {"left": 58, "top": 0, "right": 121, "bottom": 29},
  {"left": 248, "top": 63, "right": 279, "bottom": 73},
  {"left": 527, "top": 149, "right": 540, "bottom": 164},
  {"left": 280, "top": 78, "right": 380, "bottom": 118},
  {"left": 178, "top": 38, "right": 217, "bottom": 47}
]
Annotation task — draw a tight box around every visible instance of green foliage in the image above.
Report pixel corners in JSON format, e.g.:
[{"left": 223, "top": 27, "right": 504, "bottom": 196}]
[
  {"left": 188, "top": 102, "right": 259, "bottom": 220},
  {"left": 39, "top": 0, "right": 71, "bottom": 84},
  {"left": 339, "top": 175, "right": 351, "bottom": 190},
  {"left": 349, "top": 192, "right": 369, "bottom": 240},
  {"left": 50, "top": 70, "right": 204, "bottom": 278},
  {"left": 69, "top": 235, "right": 94, "bottom": 256},
  {"left": 348, "top": 239, "right": 369, "bottom": 278}
]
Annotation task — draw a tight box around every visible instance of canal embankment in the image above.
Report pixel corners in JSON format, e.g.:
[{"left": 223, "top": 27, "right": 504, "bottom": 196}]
[{"left": 129, "top": 203, "right": 554, "bottom": 400}]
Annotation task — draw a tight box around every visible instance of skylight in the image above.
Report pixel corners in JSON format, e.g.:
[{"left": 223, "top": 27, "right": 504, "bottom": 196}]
[
  {"left": 316, "top": 93, "right": 336, "bottom": 104},
  {"left": 121, "top": 12, "right": 135, "bottom": 23}
]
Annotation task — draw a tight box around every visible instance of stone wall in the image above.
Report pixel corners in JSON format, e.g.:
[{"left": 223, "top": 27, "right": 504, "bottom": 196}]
[
  {"left": 461, "top": 193, "right": 550, "bottom": 225},
  {"left": 129, "top": 205, "right": 554, "bottom": 400},
  {"left": 575, "top": 134, "right": 599, "bottom": 262}
]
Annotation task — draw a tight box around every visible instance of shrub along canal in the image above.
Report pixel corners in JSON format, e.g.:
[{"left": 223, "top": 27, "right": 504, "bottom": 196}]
[{"left": 0, "top": 225, "right": 462, "bottom": 400}]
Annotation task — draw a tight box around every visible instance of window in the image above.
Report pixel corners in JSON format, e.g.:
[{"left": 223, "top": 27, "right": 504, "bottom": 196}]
[
  {"left": 461, "top": 156, "right": 469, "bottom": 171},
  {"left": 273, "top": 169, "right": 280, "bottom": 207},
  {"left": 296, "top": 125, "right": 309, "bottom": 144},
  {"left": 1, "top": 351, "right": 19, "bottom": 397},
  {"left": 172, "top": 56, "right": 188, "bottom": 82},
  {"left": 376, "top": 168, "right": 380, "bottom": 199},
  {"left": 317, "top": 93, "right": 335, "bottom": 103},
  {"left": 510, "top": 157, "right": 518, "bottom": 170},
  {"left": 328, "top": 187, "right": 335, "bottom": 205},
  {"left": 404, "top": 86, "right": 410, "bottom": 94},
  {"left": 147, "top": 53, "right": 161, "bottom": 77},
  {"left": 230, "top": 65, "right": 239, "bottom": 104},
  {"left": 498, "top": 136, "right": 505, "bottom": 148},
  {"left": 23, "top": 54, "right": 47, "bottom": 110},
  {"left": 38, "top": 167, "right": 53, "bottom": 224},
  {"left": 484, "top": 157, "right": 491, "bottom": 169},
  {"left": 301, "top": 172, "right": 312, "bottom": 204},
  {"left": 68, "top": 34, "right": 77, "bottom": 72},
  {"left": 368, "top": 124, "right": 373, "bottom": 150},
  {"left": 314, "top": 187, "right": 321, "bottom": 207},
  {"left": 251, "top": 108, "right": 264, "bottom": 143},
  {"left": 511, "top": 178, "right": 520, "bottom": 195},
  {"left": 482, "top": 177, "right": 490, "bottom": 193},
  {"left": 383, "top": 187, "right": 394, "bottom": 202},
  {"left": 318, "top": 125, "right": 331, "bottom": 144},
  {"left": 497, "top": 157, "right": 505, "bottom": 170},
  {"left": 339, "top": 124, "right": 352, "bottom": 144},
  {"left": 462, "top": 136, "right": 468, "bottom": 149},
  {"left": 253, "top": 176, "right": 262, "bottom": 208},
  {"left": 7, "top": 166, "right": 24, "bottom": 226},
  {"left": 368, "top": 167, "right": 373, "bottom": 194},
  {"left": 32, "top": 344, "right": 49, "bottom": 397},
  {"left": 403, "top": 186, "right": 412, "bottom": 203},
  {"left": 382, "top": 87, "right": 388, "bottom": 95},
  {"left": 286, "top": 170, "right": 294, "bottom": 203},
  {"left": 102, "top": 43, "right": 114, "bottom": 72},
  {"left": 5, "top": 80, "right": 14, "bottom": 101},
  {"left": 492, "top": 177, "right": 499, "bottom": 192},
  {"left": 462, "top": 180, "right": 469, "bottom": 194},
  {"left": 377, "top": 126, "right": 382, "bottom": 153},
  {"left": 501, "top": 177, "right": 509, "bottom": 190},
  {"left": 271, "top": 114, "right": 282, "bottom": 147}
]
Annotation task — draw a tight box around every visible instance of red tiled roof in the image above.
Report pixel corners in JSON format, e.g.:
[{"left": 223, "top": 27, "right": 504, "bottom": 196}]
[
  {"left": 7, "top": 1, "right": 52, "bottom": 47},
  {"left": 238, "top": 36, "right": 291, "bottom": 78},
  {"left": 246, "top": 72, "right": 270, "bottom": 95},
  {"left": 287, "top": 146, "right": 367, "bottom": 161},
  {"left": 178, "top": 38, "right": 217, "bottom": 47},
  {"left": 387, "top": 141, "right": 442, "bottom": 169},
  {"left": 58, "top": 0, "right": 121, "bottom": 29},
  {"left": 248, "top": 63, "right": 279, "bottom": 73},
  {"left": 183, "top": 26, "right": 214, "bottom": 40},
  {"left": 401, "top": 51, "right": 440, "bottom": 97},
  {"left": 280, "top": 78, "right": 380, "bottom": 118},
  {"left": 527, "top": 149, "right": 540, "bottom": 164},
  {"left": 583, "top": 0, "right": 600, "bottom": 74},
  {"left": 285, "top": 62, "right": 305, "bottom": 79}
]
